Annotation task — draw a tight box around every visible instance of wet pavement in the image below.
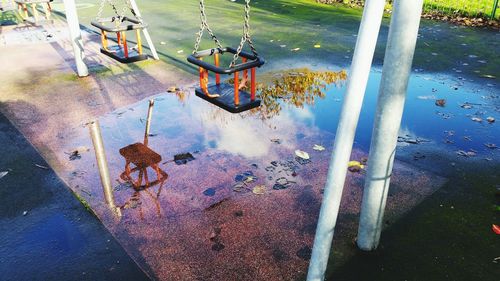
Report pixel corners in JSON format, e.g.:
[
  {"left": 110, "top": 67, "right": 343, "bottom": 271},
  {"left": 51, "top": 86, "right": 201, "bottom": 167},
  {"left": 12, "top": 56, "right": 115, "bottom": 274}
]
[{"left": 0, "top": 113, "right": 149, "bottom": 281}]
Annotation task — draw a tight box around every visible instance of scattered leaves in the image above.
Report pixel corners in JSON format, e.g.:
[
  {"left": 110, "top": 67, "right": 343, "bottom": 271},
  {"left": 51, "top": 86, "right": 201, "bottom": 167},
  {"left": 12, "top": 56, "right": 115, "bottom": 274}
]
[
  {"left": 313, "top": 144, "right": 325, "bottom": 151},
  {"left": 295, "top": 150, "right": 310, "bottom": 160},
  {"left": 252, "top": 185, "right": 266, "bottom": 195}
]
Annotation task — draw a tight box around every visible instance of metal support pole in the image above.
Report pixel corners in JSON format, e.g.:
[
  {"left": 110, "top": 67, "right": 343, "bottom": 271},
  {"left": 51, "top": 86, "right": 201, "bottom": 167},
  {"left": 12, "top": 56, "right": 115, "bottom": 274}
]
[
  {"left": 62, "top": 0, "right": 89, "bottom": 77},
  {"left": 306, "top": 0, "right": 386, "bottom": 280},
  {"left": 143, "top": 99, "right": 154, "bottom": 146},
  {"left": 357, "top": 0, "right": 424, "bottom": 251},
  {"left": 89, "top": 120, "right": 119, "bottom": 216},
  {"left": 128, "top": 0, "right": 159, "bottom": 60}
]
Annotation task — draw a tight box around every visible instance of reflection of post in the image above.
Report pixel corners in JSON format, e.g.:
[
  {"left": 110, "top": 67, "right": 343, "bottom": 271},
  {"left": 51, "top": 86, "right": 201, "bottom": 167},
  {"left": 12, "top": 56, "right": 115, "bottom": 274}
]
[
  {"left": 357, "top": 0, "right": 424, "bottom": 251},
  {"left": 143, "top": 99, "right": 154, "bottom": 146},
  {"left": 89, "top": 120, "right": 120, "bottom": 216},
  {"left": 307, "top": 0, "right": 386, "bottom": 280}
]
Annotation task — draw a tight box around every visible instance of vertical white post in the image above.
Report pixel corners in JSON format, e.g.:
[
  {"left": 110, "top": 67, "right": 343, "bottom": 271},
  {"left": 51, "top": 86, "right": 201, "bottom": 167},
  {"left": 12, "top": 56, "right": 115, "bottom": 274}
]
[
  {"left": 357, "top": 0, "right": 424, "bottom": 251},
  {"left": 128, "top": 0, "right": 159, "bottom": 60},
  {"left": 62, "top": 0, "right": 89, "bottom": 77},
  {"left": 306, "top": 0, "right": 386, "bottom": 280}
]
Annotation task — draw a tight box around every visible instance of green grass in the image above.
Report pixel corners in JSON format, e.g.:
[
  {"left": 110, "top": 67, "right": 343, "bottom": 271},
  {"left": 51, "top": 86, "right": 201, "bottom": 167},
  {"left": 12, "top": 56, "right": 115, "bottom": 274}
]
[{"left": 423, "top": 0, "right": 499, "bottom": 18}]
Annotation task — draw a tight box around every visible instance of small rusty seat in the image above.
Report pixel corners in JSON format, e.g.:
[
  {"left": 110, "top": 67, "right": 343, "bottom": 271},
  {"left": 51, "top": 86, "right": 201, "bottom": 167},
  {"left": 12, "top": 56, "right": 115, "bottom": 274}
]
[{"left": 119, "top": 142, "right": 166, "bottom": 190}]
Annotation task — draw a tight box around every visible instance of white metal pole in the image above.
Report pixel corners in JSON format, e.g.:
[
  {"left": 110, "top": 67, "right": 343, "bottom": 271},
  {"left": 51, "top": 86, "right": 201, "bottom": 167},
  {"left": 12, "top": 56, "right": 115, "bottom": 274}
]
[
  {"left": 62, "top": 0, "right": 89, "bottom": 77},
  {"left": 128, "top": 0, "right": 159, "bottom": 60},
  {"left": 306, "top": 0, "right": 386, "bottom": 280},
  {"left": 357, "top": 0, "right": 424, "bottom": 251}
]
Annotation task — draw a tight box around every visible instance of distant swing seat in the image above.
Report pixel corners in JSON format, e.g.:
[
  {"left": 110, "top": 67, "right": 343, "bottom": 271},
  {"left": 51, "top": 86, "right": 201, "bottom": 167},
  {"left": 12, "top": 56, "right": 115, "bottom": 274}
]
[
  {"left": 15, "top": 0, "right": 52, "bottom": 25},
  {"left": 188, "top": 47, "right": 265, "bottom": 113},
  {"left": 91, "top": 16, "right": 148, "bottom": 64}
]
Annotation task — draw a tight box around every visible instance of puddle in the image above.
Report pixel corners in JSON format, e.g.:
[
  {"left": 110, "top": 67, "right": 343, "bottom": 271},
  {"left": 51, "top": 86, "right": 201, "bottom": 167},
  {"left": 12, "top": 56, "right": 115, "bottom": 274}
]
[{"left": 49, "top": 66, "right": 483, "bottom": 280}]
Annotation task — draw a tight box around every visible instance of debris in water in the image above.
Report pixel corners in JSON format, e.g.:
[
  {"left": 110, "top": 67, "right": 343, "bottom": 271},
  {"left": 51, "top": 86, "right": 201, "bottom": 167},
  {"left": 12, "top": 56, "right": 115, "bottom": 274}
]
[
  {"left": 295, "top": 150, "right": 310, "bottom": 160},
  {"left": 212, "top": 243, "right": 225, "bottom": 252},
  {"left": 68, "top": 150, "right": 81, "bottom": 161},
  {"left": 23, "top": 211, "right": 28, "bottom": 216},
  {"left": 456, "top": 150, "right": 476, "bottom": 157},
  {"left": 203, "top": 188, "right": 216, "bottom": 197},
  {"left": 167, "top": 86, "right": 180, "bottom": 93},
  {"left": 296, "top": 245, "right": 312, "bottom": 260},
  {"left": 173, "top": 153, "right": 195, "bottom": 165},
  {"left": 471, "top": 117, "right": 482, "bottom": 122},
  {"left": 252, "top": 185, "right": 266, "bottom": 195},
  {"left": 232, "top": 182, "right": 246, "bottom": 192},
  {"left": 481, "top": 74, "right": 496, "bottom": 79},
  {"left": 413, "top": 152, "right": 426, "bottom": 160},
  {"left": 273, "top": 183, "right": 287, "bottom": 190},
  {"left": 435, "top": 99, "right": 446, "bottom": 107},
  {"left": 0, "top": 171, "right": 8, "bottom": 180},
  {"left": 34, "top": 164, "right": 49, "bottom": 170},
  {"left": 397, "top": 135, "right": 429, "bottom": 144},
  {"left": 313, "top": 144, "right": 325, "bottom": 151},
  {"left": 485, "top": 143, "right": 498, "bottom": 149},
  {"left": 486, "top": 117, "right": 495, "bottom": 123},
  {"left": 460, "top": 103, "right": 474, "bottom": 109},
  {"left": 270, "top": 138, "right": 281, "bottom": 144}
]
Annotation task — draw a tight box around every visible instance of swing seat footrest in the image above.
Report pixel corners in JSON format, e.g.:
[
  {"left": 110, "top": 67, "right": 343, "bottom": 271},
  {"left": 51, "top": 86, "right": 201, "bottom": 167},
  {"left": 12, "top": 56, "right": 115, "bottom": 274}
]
[
  {"left": 195, "top": 83, "right": 260, "bottom": 114},
  {"left": 101, "top": 46, "right": 148, "bottom": 64}
]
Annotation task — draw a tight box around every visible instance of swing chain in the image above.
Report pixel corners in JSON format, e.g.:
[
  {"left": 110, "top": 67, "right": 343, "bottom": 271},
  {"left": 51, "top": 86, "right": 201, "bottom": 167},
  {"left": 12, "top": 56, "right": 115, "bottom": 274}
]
[
  {"left": 193, "top": 0, "right": 223, "bottom": 54},
  {"left": 230, "top": 0, "right": 258, "bottom": 68},
  {"left": 96, "top": 0, "right": 128, "bottom": 23},
  {"left": 123, "top": 0, "right": 142, "bottom": 22}
]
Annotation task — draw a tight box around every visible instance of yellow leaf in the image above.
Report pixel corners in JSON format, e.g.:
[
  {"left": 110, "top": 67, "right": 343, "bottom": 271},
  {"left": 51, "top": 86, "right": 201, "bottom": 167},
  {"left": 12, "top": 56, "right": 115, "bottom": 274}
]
[{"left": 348, "top": 161, "right": 364, "bottom": 169}]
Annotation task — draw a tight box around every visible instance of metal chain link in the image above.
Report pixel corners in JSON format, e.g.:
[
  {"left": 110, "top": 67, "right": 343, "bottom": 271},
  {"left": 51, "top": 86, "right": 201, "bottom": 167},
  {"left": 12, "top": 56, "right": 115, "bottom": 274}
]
[
  {"left": 96, "top": 0, "right": 129, "bottom": 23},
  {"left": 123, "top": 0, "right": 143, "bottom": 22},
  {"left": 230, "top": 0, "right": 259, "bottom": 68},
  {"left": 193, "top": 0, "right": 223, "bottom": 54}
]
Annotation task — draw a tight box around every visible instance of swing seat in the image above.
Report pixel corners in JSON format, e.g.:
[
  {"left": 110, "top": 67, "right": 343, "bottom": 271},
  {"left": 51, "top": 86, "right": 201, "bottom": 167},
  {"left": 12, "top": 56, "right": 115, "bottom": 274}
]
[
  {"left": 91, "top": 16, "right": 148, "bottom": 63},
  {"left": 188, "top": 47, "right": 265, "bottom": 113},
  {"left": 195, "top": 83, "right": 260, "bottom": 113},
  {"left": 188, "top": 47, "right": 264, "bottom": 74}
]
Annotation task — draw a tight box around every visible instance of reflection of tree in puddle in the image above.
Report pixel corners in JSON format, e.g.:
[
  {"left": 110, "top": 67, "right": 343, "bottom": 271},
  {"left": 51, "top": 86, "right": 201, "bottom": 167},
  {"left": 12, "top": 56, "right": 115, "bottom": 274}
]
[
  {"left": 204, "top": 69, "right": 347, "bottom": 123},
  {"left": 251, "top": 69, "right": 347, "bottom": 120}
]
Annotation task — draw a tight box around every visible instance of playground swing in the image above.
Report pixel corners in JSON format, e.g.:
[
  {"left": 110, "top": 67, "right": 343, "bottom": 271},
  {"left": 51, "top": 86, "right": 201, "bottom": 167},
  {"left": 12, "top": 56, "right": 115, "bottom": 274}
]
[
  {"left": 187, "top": 0, "right": 265, "bottom": 114},
  {"left": 91, "top": 0, "right": 149, "bottom": 63}
]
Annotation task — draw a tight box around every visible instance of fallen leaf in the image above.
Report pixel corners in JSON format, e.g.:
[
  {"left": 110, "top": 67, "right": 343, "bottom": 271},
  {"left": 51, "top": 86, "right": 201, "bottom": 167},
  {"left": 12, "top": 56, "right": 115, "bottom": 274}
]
[
  {"left": 252, "top": 185, "right": 266, "bottom": 195},
  {"left": 160, "top": 41, "right": 166, "bottom": 45},
  {"left": 291, "top": 48, "right": 301, "bottom": 52},
  {"left": 176, "top": 50, "right": 184, "bottom": 54},
  {"left": 471, "top": 117, "right": 482, "bottom": 122},
  {"left": 348, "top": 161, "right": 365, "bottom": 169},
  {"left": 435, "top": 99, "right": 446, "bottom": 107},
  {"left": 486, "top": 117, "right": 495, "bottom": 123},
  {"left": 493, "top": 224, "right": 500, "bottom": 235},
  {"left": 23, "top": 211, "right": 28, "bottom": 216},
  {"left": 481, "top": 74, "right": 496, "bottom": 79},
  {"left": 295, "top": 150, "right": 310, "bottom": 160},
  {"left": 314, "top": 44, "right": 321, "bottom": 48},
  {"left": 313, "top": 144, "right": 325, "bottom": 151},
  {"left": 167, "top": 86, "right": 180, "bottom": 93},
  {"left": 0, "top": 171, "right": 8, "bottom": 180}
]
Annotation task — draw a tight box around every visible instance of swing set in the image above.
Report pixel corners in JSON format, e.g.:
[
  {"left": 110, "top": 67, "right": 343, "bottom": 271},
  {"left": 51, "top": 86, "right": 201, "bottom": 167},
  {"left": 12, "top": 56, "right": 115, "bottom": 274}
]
[
  {"left": 91, "top": 0, "right": 264, "bottom": 113},
  {"left": 187, "top": 0, "right": 265, "bottom": 113},
  {"left": 91, "top": 0, "right": 152, "bottom": 63}
]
